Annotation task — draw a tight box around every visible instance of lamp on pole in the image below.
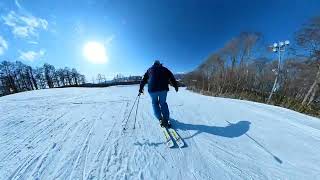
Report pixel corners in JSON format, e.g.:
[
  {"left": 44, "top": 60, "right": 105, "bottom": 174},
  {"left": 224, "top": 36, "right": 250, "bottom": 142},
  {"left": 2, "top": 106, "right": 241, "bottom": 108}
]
[{"left": 267, "top": 40, "right": 290, "bottom": 104}]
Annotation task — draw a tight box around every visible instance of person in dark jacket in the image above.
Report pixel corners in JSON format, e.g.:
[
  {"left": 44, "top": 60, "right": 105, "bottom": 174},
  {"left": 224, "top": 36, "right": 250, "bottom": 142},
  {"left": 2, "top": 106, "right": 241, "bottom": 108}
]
[{"left": 139, "top": 60, "right": 178, "bottom": 127}]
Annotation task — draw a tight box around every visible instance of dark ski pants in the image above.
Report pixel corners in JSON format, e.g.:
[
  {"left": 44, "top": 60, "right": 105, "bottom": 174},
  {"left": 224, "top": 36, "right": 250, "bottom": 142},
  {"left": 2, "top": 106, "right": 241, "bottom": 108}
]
[{"left": 149, "top": 91, "right": 169, "bottom": 121}]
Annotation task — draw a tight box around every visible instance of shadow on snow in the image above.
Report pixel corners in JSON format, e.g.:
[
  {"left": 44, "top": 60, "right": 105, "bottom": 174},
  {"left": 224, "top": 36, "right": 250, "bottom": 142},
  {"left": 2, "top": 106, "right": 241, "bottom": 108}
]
[
  {"left": 171, "top": 118, "right": 282, "bottom": 164},
  {"left": 170, "top": 119, "right": 251, "bottom": 139},
  {"left": 134, "top": 118, "right": 282, "bottom": 164},
  {"left": 134, "top": 119, "right": 251, "bottom": 148}
]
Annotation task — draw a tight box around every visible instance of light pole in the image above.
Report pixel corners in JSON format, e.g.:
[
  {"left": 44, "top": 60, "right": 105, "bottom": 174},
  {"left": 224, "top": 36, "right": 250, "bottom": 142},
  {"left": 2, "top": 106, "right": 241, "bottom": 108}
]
[{"left": 267, "top": 40, "right": 290, "bottom": 104}]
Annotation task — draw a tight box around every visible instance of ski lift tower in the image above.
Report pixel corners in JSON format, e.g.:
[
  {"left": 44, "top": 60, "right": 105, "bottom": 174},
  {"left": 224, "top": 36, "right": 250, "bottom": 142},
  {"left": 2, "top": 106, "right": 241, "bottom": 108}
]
[{"left": 267, "top": 40, "right": 290, "bottom": 104}]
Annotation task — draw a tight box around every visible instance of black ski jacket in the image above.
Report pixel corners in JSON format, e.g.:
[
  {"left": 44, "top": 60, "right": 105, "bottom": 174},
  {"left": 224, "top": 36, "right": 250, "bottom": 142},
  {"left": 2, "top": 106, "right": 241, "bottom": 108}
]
[{"left": 140, "top": 64, "right": 178, "bottom": 93}]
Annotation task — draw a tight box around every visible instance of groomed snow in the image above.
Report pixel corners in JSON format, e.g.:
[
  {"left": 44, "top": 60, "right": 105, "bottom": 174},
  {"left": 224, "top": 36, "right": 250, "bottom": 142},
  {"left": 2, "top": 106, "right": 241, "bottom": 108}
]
[{"left": 0, "top": 85, "right": 320, "bottom": 179}]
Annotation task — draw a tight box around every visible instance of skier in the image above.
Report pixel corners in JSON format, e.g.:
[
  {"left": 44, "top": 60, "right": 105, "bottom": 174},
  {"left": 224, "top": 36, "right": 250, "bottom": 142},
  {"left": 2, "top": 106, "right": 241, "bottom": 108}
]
[{"left": 139, "top": 60, "right": 179, "bottom": 128}]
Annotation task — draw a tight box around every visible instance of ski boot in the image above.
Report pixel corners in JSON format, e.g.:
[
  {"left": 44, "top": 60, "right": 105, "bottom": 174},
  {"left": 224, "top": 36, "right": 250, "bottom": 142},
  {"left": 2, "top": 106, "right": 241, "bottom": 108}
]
[{"left": 160, "top": 118, "right": 171, "bottom": 128}]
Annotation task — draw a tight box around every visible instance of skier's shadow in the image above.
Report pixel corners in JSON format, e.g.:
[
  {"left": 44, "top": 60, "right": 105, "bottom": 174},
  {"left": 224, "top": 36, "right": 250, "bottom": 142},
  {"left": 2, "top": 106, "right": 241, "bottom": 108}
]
[
  {"left": 171, "top": 119, "right": 283, "bottom": 164},
  {"left": 170, "top": 118, "right": 251, "bottom": 139}
]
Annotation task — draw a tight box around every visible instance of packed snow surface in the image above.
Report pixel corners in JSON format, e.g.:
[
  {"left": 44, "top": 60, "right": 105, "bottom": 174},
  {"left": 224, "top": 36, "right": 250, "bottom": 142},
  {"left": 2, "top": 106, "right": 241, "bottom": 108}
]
[{"left": 0, "top": 85, "right": 320, "bottom": 180}]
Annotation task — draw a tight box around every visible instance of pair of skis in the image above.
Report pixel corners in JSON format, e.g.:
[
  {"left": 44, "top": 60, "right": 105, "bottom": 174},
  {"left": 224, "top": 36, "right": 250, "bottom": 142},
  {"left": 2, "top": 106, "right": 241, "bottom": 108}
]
[{"left": 161, "top": 126, "right": 184, "bottom": 148}]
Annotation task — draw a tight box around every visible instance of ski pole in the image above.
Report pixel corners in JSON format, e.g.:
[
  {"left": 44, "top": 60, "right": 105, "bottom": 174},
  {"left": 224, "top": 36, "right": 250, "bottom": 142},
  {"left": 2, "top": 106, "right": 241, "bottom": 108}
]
[
  {"left": 133, "top": 94, "right": 141, "bottom": 129},
  {"left": 122, "top": 93, "right": 140, "bottom": 130}
]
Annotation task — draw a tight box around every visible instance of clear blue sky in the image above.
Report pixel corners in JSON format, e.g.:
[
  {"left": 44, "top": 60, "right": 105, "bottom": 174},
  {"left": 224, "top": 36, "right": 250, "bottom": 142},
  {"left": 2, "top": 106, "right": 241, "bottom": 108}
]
[{"left": 0, "top": 0, "right": 320, "bottom": 79}]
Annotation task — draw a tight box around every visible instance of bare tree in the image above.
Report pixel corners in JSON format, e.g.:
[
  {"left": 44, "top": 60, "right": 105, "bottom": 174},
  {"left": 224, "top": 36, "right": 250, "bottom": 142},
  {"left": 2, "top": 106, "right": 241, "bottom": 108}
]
[
  {"left": 0, "top": 61, "right": 18, "bottom": 93},
  {"left": 27, "top": 66, "right": 38, "bottom": 90},
  {"left": 296, "top": 16, "right": 320, "bottom": 106},
  {"left": 71, "top": 68, "right": 79, "bottom": 85},
  {"left": 181, "top": 27, "right": 319, "bottom": 116},
  {"left": 97, "top": 74, "right": 103, "bottom": 84},
  {"left": 64, "top": 67, "right": 72, "bottom": 85},
  {"left": 56, "top": 68, "right": 66, "bottom": 86},
  {"left": 0, "top": 60, "right": 86, "bottom": 96},
  {"left": 43, "top": 63, "right": 55, "bottom": 88}
]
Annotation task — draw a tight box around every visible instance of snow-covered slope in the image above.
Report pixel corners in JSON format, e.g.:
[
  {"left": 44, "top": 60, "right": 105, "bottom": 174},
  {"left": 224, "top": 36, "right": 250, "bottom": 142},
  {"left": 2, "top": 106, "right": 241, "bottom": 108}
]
[{"left": 0, "top": 85, "right": 320, "bottom": 180}]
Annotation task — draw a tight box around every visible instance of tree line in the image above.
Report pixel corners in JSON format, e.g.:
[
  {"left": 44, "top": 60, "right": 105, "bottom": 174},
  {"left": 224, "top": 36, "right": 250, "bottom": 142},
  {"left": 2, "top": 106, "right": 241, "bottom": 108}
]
[
  {"left": 0, "top": 61, "right": 86, "bottom": 96},
  {"left": 182, "top": 16, "right": 320, "bottom": 117},
  {"left": 91, "top": 73, "right": 142, "bottom": 84}
]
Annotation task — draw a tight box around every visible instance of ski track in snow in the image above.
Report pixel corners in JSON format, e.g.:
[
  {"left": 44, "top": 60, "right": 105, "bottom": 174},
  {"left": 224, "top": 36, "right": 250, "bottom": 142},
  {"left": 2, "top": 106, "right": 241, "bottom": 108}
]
[{"left": 0, "top": 86, "right": 320, "bottom": 180}]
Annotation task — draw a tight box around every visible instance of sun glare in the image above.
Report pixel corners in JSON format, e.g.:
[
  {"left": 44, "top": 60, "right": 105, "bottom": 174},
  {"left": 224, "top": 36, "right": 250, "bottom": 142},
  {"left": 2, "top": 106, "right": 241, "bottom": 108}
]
[{"left": 83, "top": 41, "right": 107, "bottom": 64}]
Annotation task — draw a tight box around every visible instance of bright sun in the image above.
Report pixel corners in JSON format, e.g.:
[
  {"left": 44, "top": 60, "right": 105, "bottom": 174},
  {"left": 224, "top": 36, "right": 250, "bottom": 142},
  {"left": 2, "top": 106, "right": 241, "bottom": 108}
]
[{"left": 83, "top": 41, "right": 108, "bottom": 64}]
